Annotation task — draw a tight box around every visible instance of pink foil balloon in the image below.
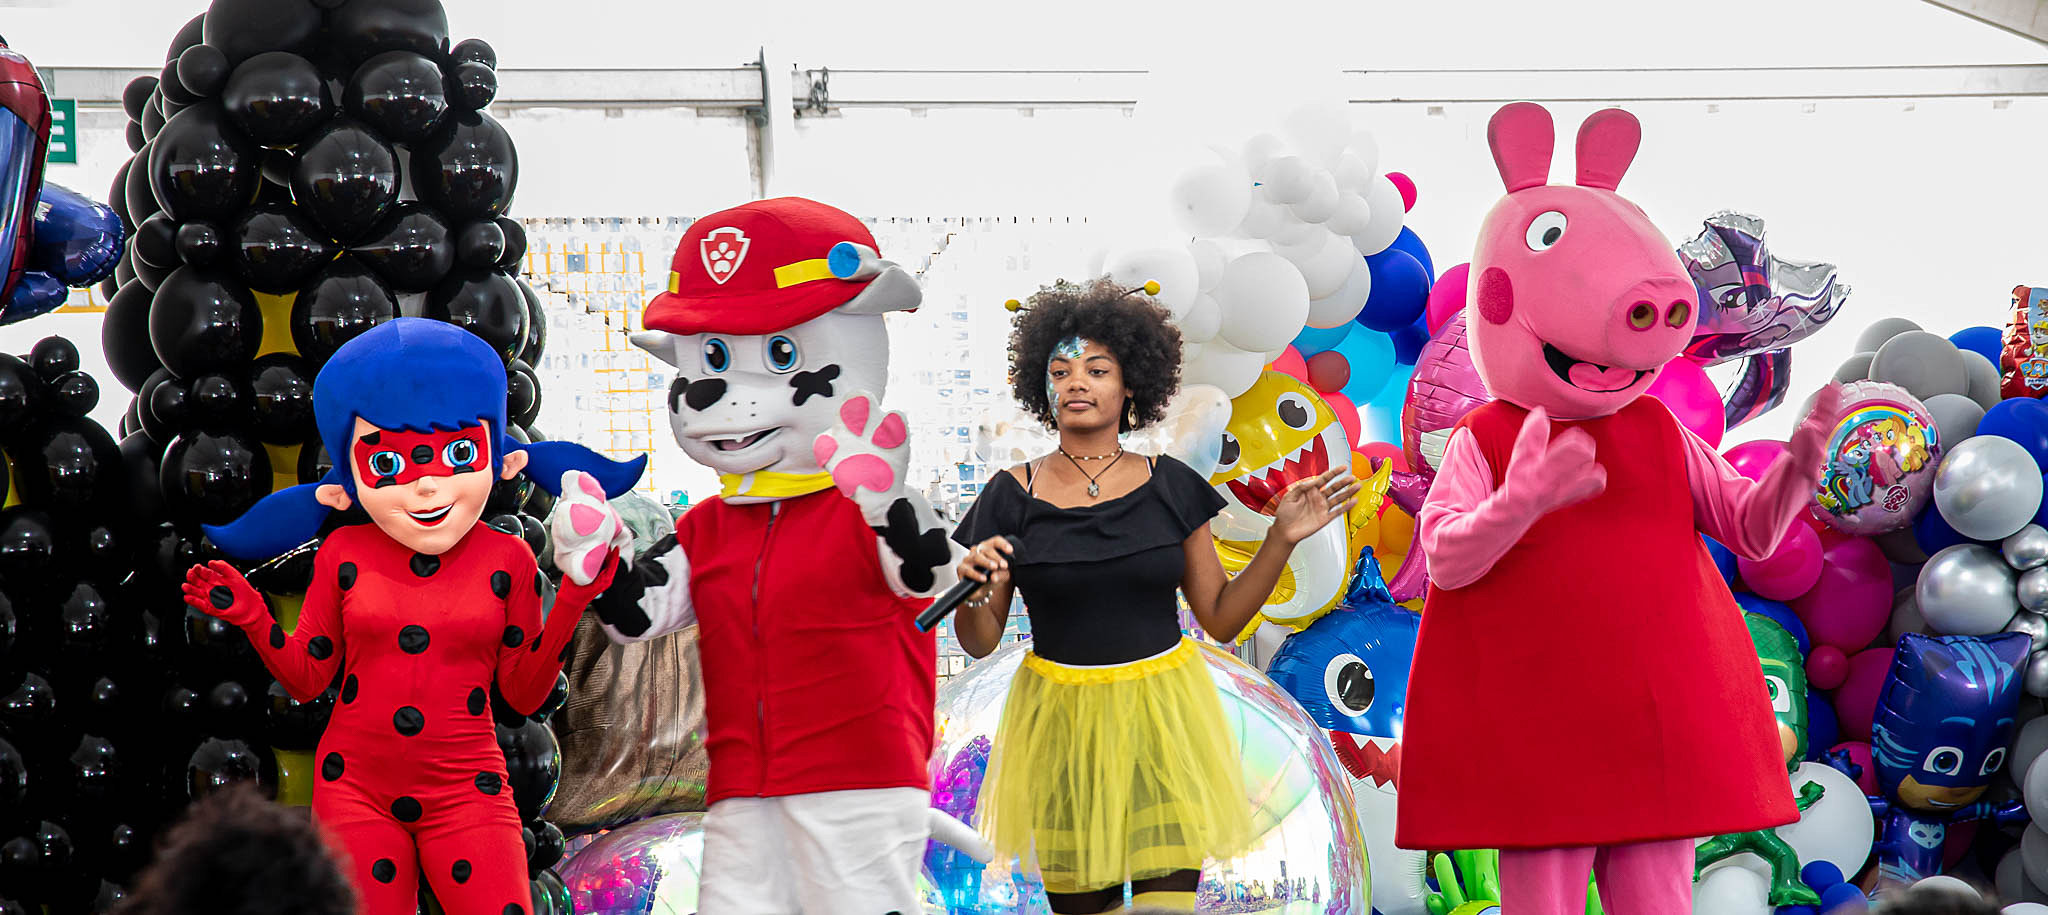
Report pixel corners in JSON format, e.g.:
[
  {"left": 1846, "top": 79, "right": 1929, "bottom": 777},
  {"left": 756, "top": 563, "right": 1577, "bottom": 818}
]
[
  {"left": 1831, "top": 647, "right": 1896, "bottom": 744},
  {"left": 1722, "top": 439, "right": 1788, "bottom": 482},
  {"left": 1402, "top": 310, "right": 1490, "bottom": 474},
  {"left": 1424, "top": 263, "right": 1470, "bottom": 335},
  {"left": 1646, "top": 355, "right": 1726, "bottom": 448},
  {"left": 1829, "top": 741, "right": 1881, "bottom": 796},
  {"left": 1791, "top": 536, "right": 1892, "bottom": 652},
  {"left": 1738, "top": 523, "right": 1824, "bottom": 600}
]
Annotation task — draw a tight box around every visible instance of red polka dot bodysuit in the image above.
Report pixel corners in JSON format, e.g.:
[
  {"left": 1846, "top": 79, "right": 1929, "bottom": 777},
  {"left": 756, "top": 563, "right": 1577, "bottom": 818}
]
[{"left": 186, "top": 522, "right": 615, "bottom": 915}]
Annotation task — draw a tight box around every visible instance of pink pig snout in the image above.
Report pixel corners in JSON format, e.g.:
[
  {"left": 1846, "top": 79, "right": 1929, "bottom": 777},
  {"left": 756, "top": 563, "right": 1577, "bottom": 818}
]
[{"left": 1600, "top": 275, "right": 1697, "bottom": 364}]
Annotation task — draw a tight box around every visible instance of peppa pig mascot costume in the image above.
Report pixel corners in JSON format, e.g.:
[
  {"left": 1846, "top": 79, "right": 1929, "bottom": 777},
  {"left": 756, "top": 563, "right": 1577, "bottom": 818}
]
[{"left": 1395, "top": 103, "right": 1844, "bottom": 913}]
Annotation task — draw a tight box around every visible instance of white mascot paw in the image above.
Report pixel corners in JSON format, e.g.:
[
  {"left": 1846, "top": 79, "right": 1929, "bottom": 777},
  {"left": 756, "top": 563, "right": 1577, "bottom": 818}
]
[
  {"left": 926, "top": 810, "right": 995, "bottom": 864},
  {"left": 812, "top": 392, "right": 911, "bottom": 516},
  {"left": 550, "top": 470, "right": 630, "bottom": 586}
]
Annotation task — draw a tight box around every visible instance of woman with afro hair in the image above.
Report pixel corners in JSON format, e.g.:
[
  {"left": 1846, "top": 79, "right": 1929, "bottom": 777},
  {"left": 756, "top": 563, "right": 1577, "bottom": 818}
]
[{"left": 950, "top": 277, "right": 1360, "bottom": 913}]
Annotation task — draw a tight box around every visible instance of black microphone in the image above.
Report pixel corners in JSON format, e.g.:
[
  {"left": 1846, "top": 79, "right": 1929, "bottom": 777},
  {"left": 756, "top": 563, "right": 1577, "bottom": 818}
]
[{"left": 915, "top": 537, "right": 1016, "bottom": 633}]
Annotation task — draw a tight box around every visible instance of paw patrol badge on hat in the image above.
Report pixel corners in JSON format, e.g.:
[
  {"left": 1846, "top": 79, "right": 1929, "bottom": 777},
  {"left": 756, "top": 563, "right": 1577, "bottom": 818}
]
[{"left": 643, "top": 197, "right": 912, "bottom": 336}]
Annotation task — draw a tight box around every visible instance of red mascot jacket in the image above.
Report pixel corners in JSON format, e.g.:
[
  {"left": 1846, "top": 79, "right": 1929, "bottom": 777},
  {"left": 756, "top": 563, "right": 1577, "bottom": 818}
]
[
  {"left": 1397, "top": 398, "right": 1796, "bottom": 850},
  {"left": 676, "top": 488, "right": 937, "bottom": 804}
]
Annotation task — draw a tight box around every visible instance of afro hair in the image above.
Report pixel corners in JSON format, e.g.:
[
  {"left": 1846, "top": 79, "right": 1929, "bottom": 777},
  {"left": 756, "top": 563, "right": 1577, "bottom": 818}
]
[
  {"left": 115, "top": 784, "right": 355, "bottom": 915},
  {"left": 1009, "top": 276, "right": 1183, "bottom": 431}
]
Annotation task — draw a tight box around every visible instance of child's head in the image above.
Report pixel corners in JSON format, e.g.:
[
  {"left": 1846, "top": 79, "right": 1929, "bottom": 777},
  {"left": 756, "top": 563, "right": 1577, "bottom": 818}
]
[
  {"left": 204, "top": 318, "right": 646, "bottom": 559},
  {"left": 1872, "top": 886, "right": 2003, "bottom": 915},
  {"left": 115, "top": 785, "right": 354, "bottom": 915}
]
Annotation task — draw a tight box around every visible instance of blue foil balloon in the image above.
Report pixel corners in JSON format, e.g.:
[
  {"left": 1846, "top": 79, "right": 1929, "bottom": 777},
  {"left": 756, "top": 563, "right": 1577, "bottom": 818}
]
[{"left": 28, "top": 182, "right": 123, "bottom": 287}]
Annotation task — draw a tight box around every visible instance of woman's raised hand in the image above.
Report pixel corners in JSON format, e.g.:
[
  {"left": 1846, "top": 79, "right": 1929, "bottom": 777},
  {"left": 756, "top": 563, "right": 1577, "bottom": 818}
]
[{"left": 1271, "top": 466, "right": 1360, "bottom": 546}]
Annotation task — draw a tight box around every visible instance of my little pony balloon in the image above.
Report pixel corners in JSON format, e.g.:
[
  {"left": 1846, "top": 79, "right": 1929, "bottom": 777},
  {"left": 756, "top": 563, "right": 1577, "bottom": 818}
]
[
  {"left": 1681, "top": 211, "right": 1848, "bottom": 366},
  {"left": 1813, "top": 381, "right": 1939, "bottom": 536}
]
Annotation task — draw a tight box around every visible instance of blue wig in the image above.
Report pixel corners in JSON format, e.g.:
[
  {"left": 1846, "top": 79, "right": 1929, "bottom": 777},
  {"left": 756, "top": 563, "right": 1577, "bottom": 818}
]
[{"left": 204, "top": 318, "right": 646, "bottom": 560}]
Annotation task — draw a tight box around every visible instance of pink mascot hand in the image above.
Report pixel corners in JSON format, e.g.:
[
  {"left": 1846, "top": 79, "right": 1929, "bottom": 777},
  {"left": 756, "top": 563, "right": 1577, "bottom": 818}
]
[
  {"left": 1498, "top": 407, "right": 1607, "bottom": 520},
  {"left": 1787, "top": 381, "right": 1846, "bottom": 482}
]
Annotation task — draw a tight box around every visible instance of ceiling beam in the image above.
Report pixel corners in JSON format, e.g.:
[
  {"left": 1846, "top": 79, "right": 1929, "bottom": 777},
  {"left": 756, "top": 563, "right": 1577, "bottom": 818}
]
[{"left": 1921, "top": 0, "right": 2048, "bottom": 46}]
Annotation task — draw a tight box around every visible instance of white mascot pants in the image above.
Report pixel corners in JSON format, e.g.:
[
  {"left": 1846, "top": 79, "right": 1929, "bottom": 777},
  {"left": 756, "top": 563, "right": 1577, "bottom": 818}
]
[{"left": 699, "top": 787, "right": 932, "bottom": 914}]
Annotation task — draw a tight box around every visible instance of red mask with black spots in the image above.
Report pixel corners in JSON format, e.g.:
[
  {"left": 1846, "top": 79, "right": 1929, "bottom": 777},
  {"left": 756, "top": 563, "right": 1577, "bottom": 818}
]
[{"left": 352, "top": 426, "right": 491, "bottom": 489}]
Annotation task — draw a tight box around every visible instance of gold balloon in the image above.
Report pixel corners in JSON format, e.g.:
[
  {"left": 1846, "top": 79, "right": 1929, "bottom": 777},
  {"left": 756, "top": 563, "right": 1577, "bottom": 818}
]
[
  {"left": 274, "top": 748, "right": 315, "bottom": 807},
  {"left": 254, "top": 291, "right": 299, "bottom": 358}
]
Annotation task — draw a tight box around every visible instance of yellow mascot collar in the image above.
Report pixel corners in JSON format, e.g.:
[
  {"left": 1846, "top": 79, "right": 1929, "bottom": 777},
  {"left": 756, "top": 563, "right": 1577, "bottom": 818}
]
[{"left": 718, "top": 470, "right": 837, "bottom": 500}]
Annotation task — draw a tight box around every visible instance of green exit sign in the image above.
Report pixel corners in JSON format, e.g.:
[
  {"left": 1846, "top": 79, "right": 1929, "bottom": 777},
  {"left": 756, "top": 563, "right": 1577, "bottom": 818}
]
[{"left": 46, "top": 99, "right": 75, "bottom": 165}]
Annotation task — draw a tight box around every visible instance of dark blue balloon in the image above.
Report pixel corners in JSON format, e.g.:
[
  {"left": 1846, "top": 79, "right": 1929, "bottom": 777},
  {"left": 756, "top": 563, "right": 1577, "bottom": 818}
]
[
  {"left": 1357, "top": 247, "right": 1431, "bottom": 333},
  {"left": 1914, "top": 504, "right": 1977, "bottom": 555},
  {"left": 1386, "top": 225, "right": 1435, "bottom": 285},
  {"left": 1977, "top": 398, "right": 2048, "bottom": 473},
  {"left": 1390, "top": 316, "right": 1429, "bottom": 365},
  {"left": 1805, "top": 690, "right": 1838, "bottom": 761},
  {"left": 1949, "top": 326, "right": 2001, "bottom": 367},
  {"left": 1818, "top": 882, "right": 1867, "bottom": 912},
  {"left": 0, "top": 272, "right": 66, "bottom": 325},
  {"left": 28, "top": 182, "right": 126, "bottom": 287},
  {"left": 1736, "top": 592, "right": 1809, "bottom": 656},
  {"left": 1703, "top": 534, "right": 1738, "bottom": 584},
  {"left": 1801, "top": 860, "right": 1845, "bottom": 892},
  {"left": 1779, "top": 906, "right": 1817, "bottom": 915}
]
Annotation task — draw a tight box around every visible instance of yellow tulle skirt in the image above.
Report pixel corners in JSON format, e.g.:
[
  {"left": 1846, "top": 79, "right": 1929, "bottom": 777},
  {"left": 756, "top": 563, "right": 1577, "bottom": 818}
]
[{"left": 979, "top": 638, "right": 1256, "bottom": 894}]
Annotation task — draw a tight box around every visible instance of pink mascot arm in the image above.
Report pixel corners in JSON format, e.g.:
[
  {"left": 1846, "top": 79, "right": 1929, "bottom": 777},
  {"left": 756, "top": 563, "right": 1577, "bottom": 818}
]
[
  {"left": 1683, "top": 382, "right": 1842, "bottom": 561},
  {"left": 1416, "top": 429, "right": 1531, "bottom": 590}
]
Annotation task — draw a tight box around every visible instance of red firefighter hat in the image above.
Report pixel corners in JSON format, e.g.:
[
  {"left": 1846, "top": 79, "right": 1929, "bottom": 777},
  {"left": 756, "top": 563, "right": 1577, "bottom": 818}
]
[{"left": 643, "top": 197, "right": 890, "bottom": 336}]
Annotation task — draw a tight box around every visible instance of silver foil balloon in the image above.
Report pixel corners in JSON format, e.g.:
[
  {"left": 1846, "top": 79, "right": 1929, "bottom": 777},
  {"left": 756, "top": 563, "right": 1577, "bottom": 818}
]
[
  {"left": 1680, "top": 211, "right": 1850, "bottom": 366},
  {"left": 1918, "top": 544, "right": 2021, "bottom": 636},
  {"left": 2009, "top": 611, "right": 2048, "bottom": 654},
  {"left": 1935, "top": 436, "right": 2048, "bottom": 541},
  {"left": 2024, "top": 567, "right": 2048, "bottom": 614},
  {"left": 559, "top": 812, "right": 705, "bottom": 913},
  {"left": 922, "top": 640, "right": 1370, "bottom": 914},
  {"left": 2029, "top": 653, "right": 2048, "bottom": 700},
  {"left": 2009, "top": 525, "right": 2048, "bottom": 572}
]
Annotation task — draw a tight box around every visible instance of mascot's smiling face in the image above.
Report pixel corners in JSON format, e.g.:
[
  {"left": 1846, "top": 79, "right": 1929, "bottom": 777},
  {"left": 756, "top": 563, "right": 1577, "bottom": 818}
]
[{"left": 646, "top": 311, "right": 889, "bottom": 479}]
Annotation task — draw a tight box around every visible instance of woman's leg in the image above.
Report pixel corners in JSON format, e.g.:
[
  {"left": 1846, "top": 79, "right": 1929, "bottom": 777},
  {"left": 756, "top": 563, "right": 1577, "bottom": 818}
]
[
  {"left": 1044, "top": 885, "right": 1123, "bottom": 914},
  {"left": 1130, "top": 869, "right": 1200, "bottom": 911},
  {"left": 1500, "top": 846, "right": 1598, "bottom": 915}
]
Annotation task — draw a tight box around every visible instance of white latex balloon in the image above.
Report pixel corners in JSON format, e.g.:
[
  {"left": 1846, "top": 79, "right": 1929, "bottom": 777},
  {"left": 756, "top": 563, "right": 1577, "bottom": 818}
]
[
  {"left": 1168, "top": 163, "right": 1255, "bottom": 238},
  {"left": 1184, "top": 341, "right": 1267, "bottom": 399},
  {"left": 1241, "top": 132, "right": 1286, "bottom": 176},
  {"left": 1913, "top": 875, "right": 1981, "bottom": 899},
  {"left": 1693, "top": 864, "right": 1772, "bottom": 915},
  {"left": 1775, "top": 761, "right": 1876, "bottom": 879},
  {"left": 1333, "top": 150, "right": 1375, "bottom": 192},
  {"left": 1290, "top": 171, "right": 1341, "bottom": 224},
  {"left": 1269, "top": 219, "right": 1325, "bottom": 250},
  {"left": 1346, "top": 131, "right": 1382, "bottom": 188},
  {"left": 1213, "top": 252, "right": 1312, "bottom": 353},
  {"left": 1281, "top": 101, "right": 1353, "bottom": 167},
  {"left": 1189, "top": 239, "right": 1228, "bottom": 292},
  {"left": 1352, "top": 175, "right": 1407, "bottom": 256},
  {"left": 1326, "top": 192, "right": 1373, "bottom": 237},
  {"left": 1183, "top": 340, "right": 1205, "bottom": 364},
  {"left": 1181, "top": 293, "right": 1222, "bottom": 342},
  {"left": 1238, "top": 198, "right": 1287, "bottom": 239},
  {"left": 1295, "top": 233, "right": 1361, "bottom": 300},
  {"left": 1258, "top": 156, "right": 1317, "bottom": 205},
  {"left": 2007, "top": 903, "right": 2048, "bottom": 914},
  {"left": 1306, "top": 258, "right": 1373, "bottom": 329},
  {"left": 1103, "top": 246, "right": 1199, "bottom": 319}
]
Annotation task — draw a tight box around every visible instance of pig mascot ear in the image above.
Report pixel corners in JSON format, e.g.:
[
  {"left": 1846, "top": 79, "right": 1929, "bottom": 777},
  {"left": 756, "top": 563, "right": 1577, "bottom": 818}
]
[
  {"left": 1488, "top": 101, "right": 1554, "bottom": 193},
  {"left": 631, "top": 331, "right": 684, "bottom": 367},
  {"left": 1574, "top": 108, "right": 1642, "bottom": 191}
]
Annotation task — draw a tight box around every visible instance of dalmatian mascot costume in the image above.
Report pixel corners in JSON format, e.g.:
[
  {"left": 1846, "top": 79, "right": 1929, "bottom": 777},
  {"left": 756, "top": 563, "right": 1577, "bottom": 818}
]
[{"left": 551, "top": 197, "right": 980, "bottom": 913}]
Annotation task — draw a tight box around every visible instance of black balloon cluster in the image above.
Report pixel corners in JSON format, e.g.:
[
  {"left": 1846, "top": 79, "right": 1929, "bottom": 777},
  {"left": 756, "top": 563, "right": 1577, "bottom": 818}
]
[{"left": 59, "top": 0, "right": 567, "bottom": 910}]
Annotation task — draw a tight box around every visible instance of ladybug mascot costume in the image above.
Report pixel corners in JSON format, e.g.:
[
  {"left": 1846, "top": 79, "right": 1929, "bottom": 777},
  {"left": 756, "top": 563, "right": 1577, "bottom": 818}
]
[
  {"left": 549, "top": 197, "right": 984, "bottom": 914},
  {"left": 1397, "top": 104, "right": 1844, "bottom": 913},
  {"left": 189, "top": 318, "right": 644, "bottom": 915}
]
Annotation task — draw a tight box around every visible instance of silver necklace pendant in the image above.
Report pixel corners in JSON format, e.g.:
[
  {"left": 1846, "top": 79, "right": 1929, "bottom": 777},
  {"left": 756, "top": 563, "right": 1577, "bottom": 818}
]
[{"left": 1087, "top": 481, "right": 1100, "bottom": 498}]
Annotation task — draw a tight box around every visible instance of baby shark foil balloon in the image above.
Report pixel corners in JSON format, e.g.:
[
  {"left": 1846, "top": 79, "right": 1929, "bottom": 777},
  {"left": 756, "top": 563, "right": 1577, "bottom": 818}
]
[{"left": 1207, "top": 371, "right": 1389, "bottom": 629}]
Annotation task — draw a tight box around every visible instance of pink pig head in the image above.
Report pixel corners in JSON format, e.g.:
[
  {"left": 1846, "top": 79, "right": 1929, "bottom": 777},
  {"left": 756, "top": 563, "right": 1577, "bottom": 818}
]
[{"left": 1466, "top": 102, "right": 1698, "bottom": 420}]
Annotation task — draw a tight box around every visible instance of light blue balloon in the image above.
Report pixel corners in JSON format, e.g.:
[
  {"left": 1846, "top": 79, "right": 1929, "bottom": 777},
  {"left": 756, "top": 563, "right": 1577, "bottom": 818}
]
[
  {"left": 1293, "top": 323, "right": 1352, "bottom": 357},
  {"left": 1334, "top": 325, "right": 1396, "bottom": 405},
  {"left": 1360, "top": 362, "right": 1413, "bottom": 447}
]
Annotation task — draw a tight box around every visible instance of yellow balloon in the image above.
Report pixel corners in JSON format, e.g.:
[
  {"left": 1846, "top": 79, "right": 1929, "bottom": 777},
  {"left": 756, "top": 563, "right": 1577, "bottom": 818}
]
[
  {"left": 274, "top": 748, "right": 315, "bottom": 807},
  {"left": 254, "top": 292, "right": 299, "bottom": 358},
  {"left": 268, "top": 591, "right": 305, "bottom": 629},
  {"left": 265, "top": 442, "right": 303, "bottom": 494},
  {"left": 0, "top": 455, "right": 14, "bottom": 509}
]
